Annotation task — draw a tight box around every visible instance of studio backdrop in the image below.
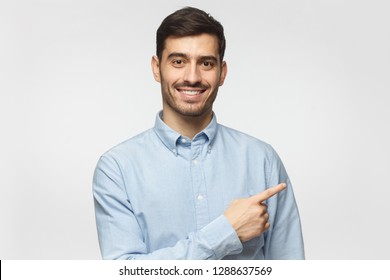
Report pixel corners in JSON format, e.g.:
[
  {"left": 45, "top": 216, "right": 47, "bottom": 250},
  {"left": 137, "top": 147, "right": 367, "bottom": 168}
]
[{"left": 0, "top": 0, "right": 389, "bottom": 259}]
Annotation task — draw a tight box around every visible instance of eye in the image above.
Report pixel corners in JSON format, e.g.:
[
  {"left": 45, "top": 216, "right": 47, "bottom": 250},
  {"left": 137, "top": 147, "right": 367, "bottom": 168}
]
[
  {"left": 201, "top": 61, "right": 215, "bottom": 69},
  {"left": 172, "top": 59, "right": 185, "bottom": 67}
]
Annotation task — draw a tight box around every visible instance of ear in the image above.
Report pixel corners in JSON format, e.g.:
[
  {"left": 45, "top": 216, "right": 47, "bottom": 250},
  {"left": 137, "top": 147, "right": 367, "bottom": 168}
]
[
  {"left": 219, "top": 61, "right": 228, "bottom": 86},
  {"left": 151, "top": 56, "right": 161, "bottom": 83}
]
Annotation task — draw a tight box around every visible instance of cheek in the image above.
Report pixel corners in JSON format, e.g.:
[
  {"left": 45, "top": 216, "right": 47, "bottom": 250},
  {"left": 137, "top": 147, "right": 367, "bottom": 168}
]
[
  {"left": 205, "top": 73, "right": 221, "bottom": 87},
  {"left": 161, "top": 70, "right": 182, "bottom": 86}
]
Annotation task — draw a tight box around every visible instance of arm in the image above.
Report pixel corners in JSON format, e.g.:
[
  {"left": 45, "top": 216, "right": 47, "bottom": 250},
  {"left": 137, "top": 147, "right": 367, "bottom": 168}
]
[
  {"left": 93, "top": 155, "right": 243, "bottom": 260},
  {"left": 263, "top": 146, "right": 305, "bottom": 259}
]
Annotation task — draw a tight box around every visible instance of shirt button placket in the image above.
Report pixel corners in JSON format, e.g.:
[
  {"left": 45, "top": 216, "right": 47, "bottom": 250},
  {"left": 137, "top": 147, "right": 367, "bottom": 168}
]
[{"left": 191, "top": 140, "right": 209, "bottom": 230}]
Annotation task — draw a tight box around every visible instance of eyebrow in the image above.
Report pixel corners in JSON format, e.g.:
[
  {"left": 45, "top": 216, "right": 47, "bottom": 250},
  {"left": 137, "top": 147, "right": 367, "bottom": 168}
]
[
  {"left": 167, "top": 52, "right": 218, "bottom": 63},
  {"left": 167, "top": 52, "right": 188, "bottom": 60}
]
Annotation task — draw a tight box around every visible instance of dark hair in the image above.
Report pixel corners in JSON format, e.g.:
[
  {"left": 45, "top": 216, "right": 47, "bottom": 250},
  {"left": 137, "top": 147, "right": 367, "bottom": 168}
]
[{"left": 156, "top": 7, "right": 226, "bottom": 61}]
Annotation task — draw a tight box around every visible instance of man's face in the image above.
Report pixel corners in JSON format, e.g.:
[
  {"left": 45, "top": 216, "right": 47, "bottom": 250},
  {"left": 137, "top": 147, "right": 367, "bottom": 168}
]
[{"left": 152, "top": 34, "right": 227, "bottom": 119}]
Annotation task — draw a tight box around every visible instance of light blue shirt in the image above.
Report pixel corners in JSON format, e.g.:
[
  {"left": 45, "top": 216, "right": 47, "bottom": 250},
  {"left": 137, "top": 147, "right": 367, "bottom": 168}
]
[{"left": 93, "top": 112, "right": 304, "bottom": 259}]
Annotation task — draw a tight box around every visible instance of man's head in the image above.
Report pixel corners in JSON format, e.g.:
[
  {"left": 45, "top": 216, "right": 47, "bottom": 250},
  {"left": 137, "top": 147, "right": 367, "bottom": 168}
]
[
  {"left": 156, "top": 6, "right": 226, "bottom": 62},
  {"left": 152, "top": 7, "right": 227, "bottom": 123}
]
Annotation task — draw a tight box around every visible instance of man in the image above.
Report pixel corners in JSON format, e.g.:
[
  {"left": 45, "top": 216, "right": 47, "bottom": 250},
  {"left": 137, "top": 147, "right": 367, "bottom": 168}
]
[{"left": 93, "top": 6, "right": 304, "bottom": 260}]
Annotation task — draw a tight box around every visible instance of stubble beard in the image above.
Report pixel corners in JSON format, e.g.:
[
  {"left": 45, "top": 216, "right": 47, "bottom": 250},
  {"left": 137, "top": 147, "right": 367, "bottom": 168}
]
[{"left": 162, "top": 85, "right": 218, "bottom": 118}]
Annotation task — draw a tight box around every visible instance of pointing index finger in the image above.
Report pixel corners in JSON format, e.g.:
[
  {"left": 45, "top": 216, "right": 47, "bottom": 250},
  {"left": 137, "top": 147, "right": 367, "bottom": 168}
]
[{"left": 250, "top": 183, "right": 287, "bottom": 203}]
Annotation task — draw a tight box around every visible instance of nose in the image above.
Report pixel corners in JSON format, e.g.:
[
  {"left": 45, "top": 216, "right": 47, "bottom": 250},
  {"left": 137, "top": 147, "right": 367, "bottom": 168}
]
[{"left": 183, "top": 63, "right": 201, "bottom": 84}]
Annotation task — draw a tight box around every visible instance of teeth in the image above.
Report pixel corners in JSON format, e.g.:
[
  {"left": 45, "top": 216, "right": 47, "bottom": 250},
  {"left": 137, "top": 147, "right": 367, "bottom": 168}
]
[{"left": 181, "top": 90, "right": 201, "bottom": 95}]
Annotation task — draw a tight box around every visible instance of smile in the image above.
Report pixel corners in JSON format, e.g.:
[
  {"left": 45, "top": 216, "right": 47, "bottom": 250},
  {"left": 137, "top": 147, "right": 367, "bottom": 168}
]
[
  {"left": 176, "top": 88, "right": 207, "bottom": 96},
  {"left": 180, "top": 90, "right": 201, "bottom": 95}
]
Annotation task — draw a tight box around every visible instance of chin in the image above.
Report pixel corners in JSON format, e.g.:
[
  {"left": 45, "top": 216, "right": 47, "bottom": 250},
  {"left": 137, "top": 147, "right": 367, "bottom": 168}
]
[{"left": 175, "top": 105, "right": 212, "bottom": 118}]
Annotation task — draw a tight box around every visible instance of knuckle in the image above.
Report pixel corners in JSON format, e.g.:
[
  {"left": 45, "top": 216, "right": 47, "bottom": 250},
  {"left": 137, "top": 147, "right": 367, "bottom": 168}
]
[
  {"left": 232, "top": 198, "right": 242, "bottom": 205},
  {"left": 259, "top": 206, "right": 267, "bottom": 215}
]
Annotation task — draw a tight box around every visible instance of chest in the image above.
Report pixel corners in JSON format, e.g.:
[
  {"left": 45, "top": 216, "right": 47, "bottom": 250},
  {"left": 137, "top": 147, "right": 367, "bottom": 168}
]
[{"left": 124, "top": 150, "right": 268, "bottom": 227}]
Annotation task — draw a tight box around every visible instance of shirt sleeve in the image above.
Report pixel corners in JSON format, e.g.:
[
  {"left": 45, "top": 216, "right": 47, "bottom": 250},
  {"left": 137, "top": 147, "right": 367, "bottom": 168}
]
[
  {"left": 263, "top": 145, "right": 305, "bottom": 259},
  {"left": 93, "top": 155, "right": 243, "bottom": 260}
]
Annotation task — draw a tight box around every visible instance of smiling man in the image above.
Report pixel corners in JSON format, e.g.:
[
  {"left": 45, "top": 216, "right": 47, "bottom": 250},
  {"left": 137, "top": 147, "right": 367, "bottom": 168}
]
[{"left": 93, "top": 7, "right": 304, "bottom": 260}]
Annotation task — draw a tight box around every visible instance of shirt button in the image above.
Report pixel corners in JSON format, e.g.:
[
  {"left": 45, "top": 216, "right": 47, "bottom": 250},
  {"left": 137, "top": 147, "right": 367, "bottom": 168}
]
[
  {"left": 181, "top": 138, "right": 187, "bottom": 143},
  {"left": 192, "top": 159, "right": 198, "bottom": 165},
  {"left": 197, "top": 194, "right": 204, "bottom": 200}
]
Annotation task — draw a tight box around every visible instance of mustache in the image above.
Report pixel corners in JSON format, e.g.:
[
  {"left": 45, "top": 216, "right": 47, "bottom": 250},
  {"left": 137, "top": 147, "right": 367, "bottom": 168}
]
[{"left": 175, "top": 82, "right": 208, "bottom": 89}]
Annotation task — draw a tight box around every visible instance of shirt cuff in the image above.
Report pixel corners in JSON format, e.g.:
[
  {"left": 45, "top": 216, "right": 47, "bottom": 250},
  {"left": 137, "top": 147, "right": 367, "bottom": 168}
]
[{"left": 200, "top": 215, "right": 243, "bottom": 259}]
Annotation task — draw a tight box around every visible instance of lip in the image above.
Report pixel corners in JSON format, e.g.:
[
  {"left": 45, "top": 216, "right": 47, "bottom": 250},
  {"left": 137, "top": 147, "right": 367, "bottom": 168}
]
[{"left": 176, "top": 87, "right": 207, "bottom": 96}]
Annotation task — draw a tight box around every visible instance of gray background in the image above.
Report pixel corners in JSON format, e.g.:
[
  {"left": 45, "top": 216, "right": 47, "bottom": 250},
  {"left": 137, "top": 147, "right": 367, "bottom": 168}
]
[{"left": 1, "top": 0, "right": 389, "bottom": 259}]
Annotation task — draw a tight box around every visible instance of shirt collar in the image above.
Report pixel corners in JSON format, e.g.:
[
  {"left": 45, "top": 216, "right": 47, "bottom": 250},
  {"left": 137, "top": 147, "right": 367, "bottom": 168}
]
[{"left": 153, "top": 111, "right": 218, "bottom": 155}]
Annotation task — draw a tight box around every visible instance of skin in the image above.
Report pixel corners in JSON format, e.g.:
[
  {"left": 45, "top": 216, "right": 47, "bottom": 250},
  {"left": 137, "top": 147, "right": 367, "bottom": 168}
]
[
  {"left": 152, "top": 33, "right": 286, "bottom": 242},
  {"left": 224, "top": 183, "right": 287, "bottom": 242},
  {"left": 152, "top": 33, "right": 227, "bottom": 139}
]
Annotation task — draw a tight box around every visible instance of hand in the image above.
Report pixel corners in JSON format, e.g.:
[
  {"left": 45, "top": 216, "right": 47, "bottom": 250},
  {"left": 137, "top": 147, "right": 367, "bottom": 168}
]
[{"left": 224, "top": 183, "right": 287, "bottom": 242}]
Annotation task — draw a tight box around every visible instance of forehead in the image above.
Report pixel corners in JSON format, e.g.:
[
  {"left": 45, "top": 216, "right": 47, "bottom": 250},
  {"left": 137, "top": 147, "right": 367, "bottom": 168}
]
[{"left": 162, "top": 34, "right": 219, "bottom": 59}]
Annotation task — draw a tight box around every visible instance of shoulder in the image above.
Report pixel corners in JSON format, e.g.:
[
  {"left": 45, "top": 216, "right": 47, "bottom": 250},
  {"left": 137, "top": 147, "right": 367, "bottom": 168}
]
[
  {"left": 99, "top": 128, "right": 156, "bottom": 162},
  {"left": 217, "top": 124, "right": 277, "bottom": 156}
]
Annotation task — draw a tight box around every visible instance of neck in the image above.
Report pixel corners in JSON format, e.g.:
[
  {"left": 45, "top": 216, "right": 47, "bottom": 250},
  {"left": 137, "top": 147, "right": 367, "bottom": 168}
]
[{"left": 162, "top": 108, "right": 213, "bottom": 139}]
